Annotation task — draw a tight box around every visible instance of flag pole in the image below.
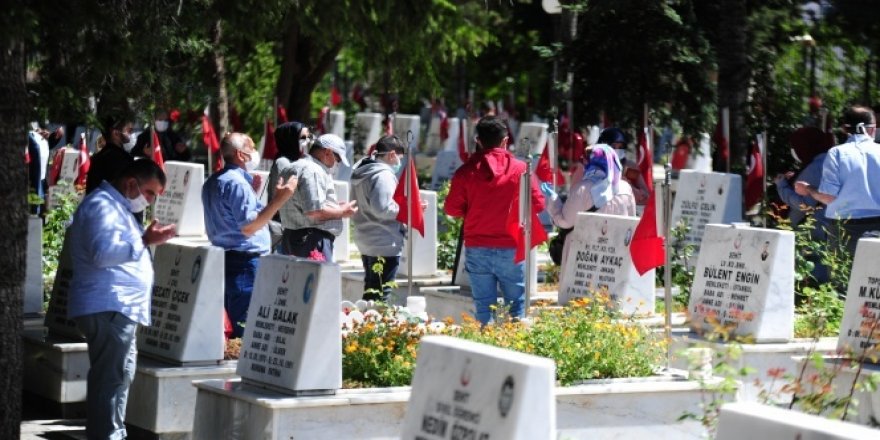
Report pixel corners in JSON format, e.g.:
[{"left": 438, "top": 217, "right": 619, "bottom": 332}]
[
  {"left": 206, "top": 105, "right": 214, "bottom": 176},
  {"left": 405, "top": 130, "right": 415, "bottom": 299},
  {"left": 663, "top": 163, "right": 673, "bottom": 369},
  {"left": 550, "top": 118, "right": 559, "bottom": 191},
  {"left": 761, "top": 131, "right": 768, "bottom": 228},
  {"left": 722, "top": 107, "right": 730, "bottom": 174},
  {"left": 520, "top": 137, "right": 533, "bottom": 318}
]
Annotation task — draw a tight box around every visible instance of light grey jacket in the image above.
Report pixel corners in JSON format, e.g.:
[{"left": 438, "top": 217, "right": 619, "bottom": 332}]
[{"left": 350, "top": 159, "right": 403, "bottom": 256}]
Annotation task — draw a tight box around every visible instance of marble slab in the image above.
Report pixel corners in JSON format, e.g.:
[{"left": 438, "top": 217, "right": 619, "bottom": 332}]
[
  {"left": 515, "top": 122, "right": 549, "bottom": 157},
  {"left": 670, "top": 170, "right": 743, "bottom": 261},
  {"left": 25, "top": 216, "right": 43, "bottom": 315},
  {"left": 424, "top": 117, "right": 460, "bottom": 155},
  {"left": 392, "top": 114, "right": 421, "bottom": 150},
  {"left": 354, "top": 112, "right": 382, "bottom": 154},
  {"left": 716, "top": 402, "right": 878, "bottom": 440},
  {"left": 44, "top": 233, "right": 83, "bottom": 340},
  {"left": 836, "top": 237, "right": 880, "bottom": 361},
  {"left": 327, "top": 110, "right": 345, "bottom": 139},
  {"left": 251, "top": 169, "right": 270, "bottom": 206},
  {"left": 153, "top": 161, "right": 206, "bottom": 236},
  {"left": 688, "top": 224, "right": 794, "bottom": 342},
  {"left": 399, "top": 190, "right": 438, "bottom": 277},
  {"left": 430, "top": 150, "right": 463, "bottom": 191},
  {"left": 401, "top": 335, "right": 556, "bottom": 439},
  {"left": 333, "top": 181, "right": 351, "bottom": 262}
]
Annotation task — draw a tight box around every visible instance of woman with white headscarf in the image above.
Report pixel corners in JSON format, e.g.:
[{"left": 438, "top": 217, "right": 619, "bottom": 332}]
[{"left": 541, "top": 144, "right": 637, "bottom": 280}]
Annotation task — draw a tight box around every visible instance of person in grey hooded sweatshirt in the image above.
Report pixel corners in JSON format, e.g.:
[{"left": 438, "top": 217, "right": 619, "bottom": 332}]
[{"left": 351, "top": 135, "right": 406, "bottom": 301}]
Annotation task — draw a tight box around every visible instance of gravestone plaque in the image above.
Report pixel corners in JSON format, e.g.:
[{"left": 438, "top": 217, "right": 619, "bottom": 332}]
[
  {"left": 44, "top": 233, "right": 83, "bottom": 340},
  {"left": 670, "top": 170, "right": 742, "bottom": 260},
  {"left": 400, "top": 190, "right": 438, "bottom": 277},
  {"left": 332, "top": 181, "right": 351, "bottom": 262},
  {"left": 430, "top": 150, "right": 463, "bottom": 190},
  {"left": 836, "top": 238, "right": 880, "bottom": 360},
  {"left": 558, "top": 212, "right": 655, "bottom": 315},
  {"left": 354, "top": 112, "right": 382, "bottom": 154},
  {"left": 424, "top": 117, "right": 460, "bottom": 155},
  {"left": 137, "top": 242, "right": 225, "bottom": 364},
  {"left": 47, "top": 149, "right": 83, "bottom": 209},
  {"left": 515, "top": 122, "right": 549, "bottom": 157},
  {"left": 251, "top": 170, "right": 270, "bottom": 206},
  {"left": 400, "top": 335, "right": 556, "bottom": 440},
  {"left": 25, "top": 216, "right": 43, "bottom": 315},
  {"left": 393, "top": 114, "right": 421, "bottom": 151},
  {"left": 326, "top": 110, "right": 345, "bottom": 139},
  {"left": 236, "top": 255, "right": 342, "bottom": 394},
  {"left": 688, "top": 224, "right": 794, "bottom": 342},
  {"left": 153, "top": 161, "right": 205, "bottom": 236}
]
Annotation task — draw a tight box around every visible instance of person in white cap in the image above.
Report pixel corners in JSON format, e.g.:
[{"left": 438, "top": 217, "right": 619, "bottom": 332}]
[{"left": 278, "top": 133, "right": 358, "bottom": 261}]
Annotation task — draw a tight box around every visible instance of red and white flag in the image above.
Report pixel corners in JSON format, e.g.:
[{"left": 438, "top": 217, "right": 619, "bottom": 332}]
[
  {"left": 151, "top": 129, "right": 165, "bottom": 171},
  {"left": 262, "top": 119, "right": 278, "bottom": 161},
  {"left": 505, "top": 178, "right": 548, "bottom": 263},
  {"left": 76, "top": 134, "right": 91, "bottom": 186},
  {"left": 535, "top": 141, "right": 565, "bottom": 184},
  {"left": 744, "top": 136, "right": 765, "bottom": 209},
  {"left": 637, "top": 127, "right": 654, "bottom": 192},
  {"left": 629, "top": 187, "right": 665, "bottom": 275},
  {"left": 277, "top": 105, "right": 288, "bottom": 124},
  {"left": 392, "top": 159, "right": 425, "bottom": 237},
  {"left": 202, "top": 114, "right": 222, "bottom": 172}
]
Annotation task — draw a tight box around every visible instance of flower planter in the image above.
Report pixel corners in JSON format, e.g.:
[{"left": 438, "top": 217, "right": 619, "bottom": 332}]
[
  {"left": 192, "top": 371, "right": 722, "bottom": 439},
  {"left": 341, "top": 270, "right": 452, "bottom": 306},
  {"left": 21, "top": 328, "right": 89, "bottom": 417}
]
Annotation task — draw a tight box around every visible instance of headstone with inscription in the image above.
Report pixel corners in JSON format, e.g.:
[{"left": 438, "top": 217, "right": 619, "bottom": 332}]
[
  {"left": 558, "top": 212, "right": 655, "bottom": 315},
  {"left": 688, "top": 224, "right": 794, "bottom": 342},
  {"left": 47, "top": 149, "right": 83, "bottom": 209},
  {"left": 424, "top": 117, "right": 460, "bottom": 155},
  {"left": 836, "top": 238, "right": 880, "bottom": 360},
  {"left": 236, "top": 255, "right": 341, "bottom": 395},
  {"left": 716, "top": 402, "right": 879, "bottom": 440},
  {"left": 670, "top": 170, "right": 743, "bottom": 260},
  {"left": 393, "top": 114, "right": 421, "bottom": 150},
  {"left": 333, "top": 181, "right": 351, "bottom": 262},
  {"left": 515, "top": 122, "right": 549, "bottom": 157},
  {"left": 43, "top": 233, "right": 83, "bottom": 340},
  {"left": 400, "top": 190, "right": 438, "bottom": 277},
  {"left": 137, "top": 242, "right": 225, "bottom": 364},
  {"left": 153, "top": 161, "right": 205, "bottom": 236},
  {"left": 25, "top": 217, "right": 43, "bottom": 315},
  {"left": 353, "top": 112, "right": 382, "bottom": 154},
  {"left": 400, "top": 335, "right": 556, "bottom": 440},
  {"left": 326, "top": 110, "right": 345, "bottom": 139},
  {"left": 430, "top": 150, "right": 463, "bottom": 191}
]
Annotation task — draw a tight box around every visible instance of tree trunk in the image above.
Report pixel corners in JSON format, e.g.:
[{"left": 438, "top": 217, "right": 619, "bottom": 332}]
[
  {"left": 0, "top": 38, "right": 28, "bottom": 439},
  {"left": 716, "top": 0, "right": 750, "bottom": 171},
  {"left": 213, "top": 19, "right": 230, "bottom": 135},
  {"left": 275, "top": 14, "right": 342, "bottom": 123}
]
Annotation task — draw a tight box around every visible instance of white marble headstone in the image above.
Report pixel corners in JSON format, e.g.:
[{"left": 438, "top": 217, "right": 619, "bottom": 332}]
[
  {"left": 137, "top": 242, "right": 225, "bottom": 364},
  {"left": 515, "top": 122, "right": 549, "bottom": 157},
  {"left": 354, "top": 112, "right": 382, "bottom": 154},
  {"left": 558, "top": 212, "right": 655, "bottom": 315},
  {"left": 430, "top": 150, "right": 463, "bottom": 191},
  {"left": 25, "top": 217, "right": 43, "bottom": 315},
  {"left": 58, "top": 149, "right": 81, "bottom": 183},
  {"left": 688, "top": 224, "right": 794, "bottom": 342},
  {"left": 236, "top": 255, "right": 342, "bottom": 394},
  {"left": 670, "top": 170, "right": 743, "bottom": 261},
  {"left": 393, "top": 114, "right": 421, "bottom": 150},
  {"left": 836, "top": 238, "right": 880, "bottom": 361},
  {"left": 716, "top": 402, "right": 878, "bottom": 440},
  {"left": 424, "top": 117, "right": 460, "bottom": 155},
  {"left": 326, "top": 110, "right": 345, "bottom": 139},
  {"left": 153, "top": 161, "right": 205, "bottom": 236},
  {"left": 44, "top": 233, "right": 83, "bottom": 340},
  {"left": 401, "top": 335, "right": 556, "bottom": 440},
  {"left": 333, "top": 181, "right": 351, "bottom": 262},
  {"left": 400, "top": 190, "right": 438, "bottom": 277}
]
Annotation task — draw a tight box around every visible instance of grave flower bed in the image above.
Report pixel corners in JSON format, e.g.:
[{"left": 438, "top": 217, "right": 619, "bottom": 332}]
[{"left": 342, "top": 293, "right": 666, "bottom": 388}]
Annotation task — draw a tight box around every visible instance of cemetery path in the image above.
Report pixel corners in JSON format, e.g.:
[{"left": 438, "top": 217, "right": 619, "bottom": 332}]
[{"left": 20, "top": 419, "right": 86, "bottom": 440}]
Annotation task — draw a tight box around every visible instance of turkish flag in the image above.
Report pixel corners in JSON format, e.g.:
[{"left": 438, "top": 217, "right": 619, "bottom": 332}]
[
  {"left": 637, "top": 128, "right": 654, "bottom": 192},
  {"left": 745, "top": 138, "right": 764, "bottom": 208},
  {"left": 331, "top": 86, "right": 343, "bottom": 107},
  {"left": 393, "top": 159, "right": 425, "bottom": 236},
  {"left": 277, "top": 105, "right": 288, "bottom": 124},
  {"left": 263, "top": 119, "right": 278, "bottom": 161},
  {"left": 535, "top": 141, "right": 565, "bottom": 183},
  {"left": 316, "top": 106, "right": 329, "bottom": 134},
  {"left": 439, "top": 111, "right": 449, "bottom": 142},
  {"left": 630, "top": 188, "right": 665, "bottom": 275},
  {"left": 76, "top": 135, "right": 91, "bottom": 186},
  {"left": 712, "top": 121, "right": 729, "bottom": 168},
  {"left": 202, "top": 114, "right": 222, "bottom": 172},
  {"left": 48, "top": 147, "right": 66, "bottom": 186},
  {"left": 150, "top": 129, "right": 165, "bottom": 171},
  {"left": 505, "top": 183, "right": 548, "bottom": 263},
  {"left": 670, "top": 137, "right": 691, "bottom": 170}
]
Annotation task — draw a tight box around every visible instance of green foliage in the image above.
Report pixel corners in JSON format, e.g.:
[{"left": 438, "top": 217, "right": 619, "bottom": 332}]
[
  {"left": 666, "top": 221, "right": 695, "bottom": 309},
  {"left": 436, "top": 180, "right": 462, "bottom": 271},
  {"left": 42, "top": 185, "right": 80, "bottom": 299},
  {"left": 227, "top": 42, "right": 281, "bottom": 135}
]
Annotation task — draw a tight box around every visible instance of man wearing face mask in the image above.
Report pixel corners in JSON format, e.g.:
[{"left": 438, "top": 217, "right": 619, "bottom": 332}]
[
  {"left": 350, "top": 135, "right": 406, "bottom": 301},
  {"left": 796, "top": 106, "right": 880, "bottom": 256},
  {"left": 67, "top": 159, "right": 177, "bottom": 440},
  {"left": 279, "top": 133, "right": 358, "bottom": 261},
  {"left": 132, "top": 109, "right": 190, "bottom": 161},
  {"left": 86, "top": 113, "right": 136, "bottom": 194},
  {"left": 202, "top": 133, "right": 299, "bottom": 338}
]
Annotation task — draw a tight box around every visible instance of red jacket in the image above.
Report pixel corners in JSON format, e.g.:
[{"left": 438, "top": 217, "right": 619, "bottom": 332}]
[{"left": 445, "top": 148, "right": 545, "bottom": 248}]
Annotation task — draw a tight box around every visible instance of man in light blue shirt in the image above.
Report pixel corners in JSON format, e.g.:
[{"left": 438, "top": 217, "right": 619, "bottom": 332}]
[
  {"left": 796, "top": 105, "right": 880, "bottom": 255},
  {"left": 202, "top": 132, "right": 298, "bottom": 337},
  {"left": 68, "top": 159, "right": 176, "bottom": 440}
]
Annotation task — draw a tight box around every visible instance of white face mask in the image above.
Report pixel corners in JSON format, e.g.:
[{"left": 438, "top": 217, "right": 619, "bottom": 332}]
[
  {"left": 128, "top": 180, "right": 150, "bottom": 213},
  {"left": 123, "top": 135, "right": 137, "bottom": 152},
  {"left": 155, "top": 120, "right": 169, "bottom": 133},
  {"left": 244, "top": 150, "right": 260, "bottom": 172},
  {"left": 615, "top": 148, "right": 628, "bottom": 164}
]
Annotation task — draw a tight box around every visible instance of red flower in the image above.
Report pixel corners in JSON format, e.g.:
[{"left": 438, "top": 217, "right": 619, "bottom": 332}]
[{"left": 308, "top": 250, "right": 326, "bottom": 262}]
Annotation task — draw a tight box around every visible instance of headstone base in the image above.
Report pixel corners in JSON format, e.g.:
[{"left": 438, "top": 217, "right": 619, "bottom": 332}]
[
  {"left": 421, "top": 286, "right": 560, "bottom": 324},
  {"left": 22, "top": 330, "right": 89, "bottom": 405},
  {"left": 716, "top": 402, "right": 879, "bottom": 440},
  {"left": 795, "top": 356, "right": 880, "bottom": 427},
  {"left": 125, "top": 357, "right": 238, "bottom": 439},
  {"left": 671, "top": 332, "right": 838, "bottom": 403},
  {"left": 241, "top": 379, "right": 337, "bottom": 397},
  {"left": 341, "top": 271, "right": 452, "bottom": 305}
]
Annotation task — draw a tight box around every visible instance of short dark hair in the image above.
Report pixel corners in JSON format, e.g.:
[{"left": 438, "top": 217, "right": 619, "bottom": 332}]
[
  {"left": 375, "top": 135, "right": 405, "bottom": 154},
  {"left": 117, "top": 158, "right": 167, "bottom": 187},
  {"left": 842, "top": 106, "right": 875, "bottom": 133},
  {"left": 476, "top": 116, "right": 508, "bottom": 149}
]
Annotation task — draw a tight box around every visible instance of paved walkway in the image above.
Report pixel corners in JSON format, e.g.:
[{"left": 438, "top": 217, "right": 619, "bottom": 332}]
[{"left": 20, "top": 419, "right": 86, "bottom": 440}]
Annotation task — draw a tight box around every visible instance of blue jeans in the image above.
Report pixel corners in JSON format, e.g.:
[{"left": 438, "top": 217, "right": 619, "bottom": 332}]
[
  {"left": 465, "top": 247, "right": 524, "bottom": 324},
  {"left": 75, "top": 312, "right": 138, "bottom": 440},
  {"left": 225, "top": 250, "right": 260, "bottom": 338},
  {"left": 361, "top": 255, "right": 400, "bottom": 302}
]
